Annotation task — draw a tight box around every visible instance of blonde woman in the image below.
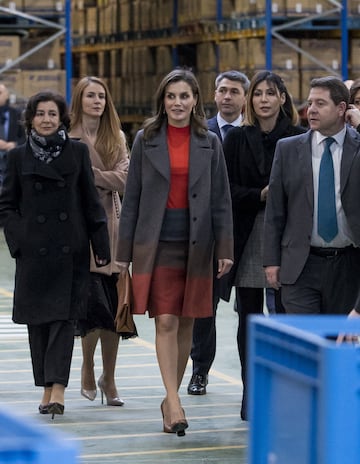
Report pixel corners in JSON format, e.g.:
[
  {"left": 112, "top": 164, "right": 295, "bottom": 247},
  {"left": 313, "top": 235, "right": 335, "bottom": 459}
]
[{"left": 70, "top": 76, "right": 129, "bottom": 406}]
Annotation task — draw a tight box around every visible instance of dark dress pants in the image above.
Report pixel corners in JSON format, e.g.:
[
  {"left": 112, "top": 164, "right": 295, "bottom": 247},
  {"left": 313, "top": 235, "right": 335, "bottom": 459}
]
[
  {"left": 235, "top": 287, "right": 263, "bottom": 418},
  {"left": 281, "top": 247, "right": 360, "bottom": 314},
  {"left": 190, "top": 277, "right": 220, "bottom": 376},
  {"left": 27, "top": 320, "right": 75, "bottom": 387}
]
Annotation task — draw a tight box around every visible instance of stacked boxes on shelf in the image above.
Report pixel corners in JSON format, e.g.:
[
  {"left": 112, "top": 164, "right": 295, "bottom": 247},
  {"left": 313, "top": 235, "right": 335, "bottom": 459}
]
[
  {"left": 0, "top": 0, "right": 65, "bottom": 102},
  {"left": 300, "top": 39, "right": 342, "bottom": 100},
  {"left": 65, "top": 0, "right": 353, "bottom": 115}
]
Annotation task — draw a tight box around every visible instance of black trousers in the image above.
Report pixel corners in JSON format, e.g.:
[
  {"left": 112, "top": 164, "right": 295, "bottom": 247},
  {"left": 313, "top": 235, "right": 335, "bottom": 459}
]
[
  {"left": 190, "top": 277, "right": 220, "bottom": 376},
  {"left": 281, "top": 247, "right": 360, "bottom": 314},
  {"left": 27, "top": 320, "right": 75, "bottom": 387},
  {"left": 236, "top": 286, "right": 283, "bottom": 418}
]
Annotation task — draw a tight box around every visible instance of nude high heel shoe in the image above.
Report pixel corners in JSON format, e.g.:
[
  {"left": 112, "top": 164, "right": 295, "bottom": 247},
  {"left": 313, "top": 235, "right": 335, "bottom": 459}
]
[
  {"left": 81, "top": 388, "right": 97, "bottom": 401},
  {"left": 98, "top": 375, "right": 124, "bottom": 406},
  {"left": 160, "top": 400, "right": 188, "bottom": 436}
]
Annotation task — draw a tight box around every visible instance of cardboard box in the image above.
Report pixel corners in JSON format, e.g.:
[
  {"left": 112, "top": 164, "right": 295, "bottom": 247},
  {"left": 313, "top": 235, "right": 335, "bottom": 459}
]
[
  {"left": 22, "top": 70, "right": 66, "bottom": 98},
  {"left": 86, "top": 7, "right": 98, "bottom": 35},
  {"left": 197, "top": 71, "right": 217, "bottom": 105},
  {"left": 0, "top": 35, "right": 21, "bottom": 68},
  {"left": 300, "top": 39, "right": 341, "bottom": 71},
  {"left": 286, "top": 0, "right": 308, "bottom": 14},
  {"left": 20, "top": 38, "right": 61, "bottom": 70},
  {"left": 218, "top": 41, "right": 239, "bottom": 72},
  {"left": 301, "top": 69, "right": 335, "bottom": 101},
  {"left": 197, "top": 42, "right": 217, "bottom": 72},
  {"left": 119, "top": 0, "right": 131, "bottom": 33},
  {"left": 156, "top": 46, "right": 173, "bottom": 75},
  {"left": 0, "top": 69, "right": 23, "bottom": 101},
  {"left": 72, "top": 7, "right": 85, "bottom": 36},
  {"left": 247, "top": 38, "right": 299, "bottom": 71},
  {"left": 349, "top": 0, "right": 360, "bottom": 14},
  {"left": 350, "top": 39, "right": 360, "bottom": 69},
  {"left": 22, "top": 0, "right": 64, "bottom": 11},
  {"left": 275, "top": 69, "right": 301, "bottom": 105}
]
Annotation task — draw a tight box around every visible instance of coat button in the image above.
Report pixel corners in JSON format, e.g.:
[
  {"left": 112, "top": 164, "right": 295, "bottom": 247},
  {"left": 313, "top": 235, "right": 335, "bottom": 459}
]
[
  {"left": 192, "top": 193, "right": 197, "bottom": 198},
  {"left": 39, "top": 247, "right": 48, "bottom": 256},
  {"left": 192, "top": 240, "right": 196, "bottom": 245},
  {"left": 192, "top": 217, "right": 197, "bottom": 221},
  {"left": 34, "top": 182, "right": 43, "bottom": 191},
  {"left": 37, "top": 215, "right": 46, "bottom": 224},
  {"left": 61, "top": 245, "right": 71, "bottom": 254},
  {"left": 59, "top": 212, "right": 68, "bottom": 221},
  {"left": 57, "top": 181, "right": 66, "bottom": 188}
]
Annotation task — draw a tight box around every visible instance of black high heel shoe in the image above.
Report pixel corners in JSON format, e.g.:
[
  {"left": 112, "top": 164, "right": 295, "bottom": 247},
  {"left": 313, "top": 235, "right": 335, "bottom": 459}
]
[
  {"left": 170, "top": 410, "right": 188, "bottom": 437},
  {"left": 38, "top": 404, "right": 49, "bottom": 414},
  {"left": 98, "top": 376, "right": 124, "bottom": 406},
  {"left": 47, "top": 402, "right": 64, "bottom": 420}
]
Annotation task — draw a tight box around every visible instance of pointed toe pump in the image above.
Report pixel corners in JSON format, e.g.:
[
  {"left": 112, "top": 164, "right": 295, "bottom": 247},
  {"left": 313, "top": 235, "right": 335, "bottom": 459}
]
[
  {"left": 98, "top": 376, "right": 124, "bottom": 406},
  {"left": 81, "top": 388, "right": 97, "bottom": 401}
]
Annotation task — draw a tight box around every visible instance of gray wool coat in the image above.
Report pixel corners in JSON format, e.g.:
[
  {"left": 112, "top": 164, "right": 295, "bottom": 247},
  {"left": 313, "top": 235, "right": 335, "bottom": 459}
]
[
  {"left": 117, "top": 124, "right": 234, "bottom": 317},
  {"left": 0, "top": 139, "right": 110, "bottom": 325}
]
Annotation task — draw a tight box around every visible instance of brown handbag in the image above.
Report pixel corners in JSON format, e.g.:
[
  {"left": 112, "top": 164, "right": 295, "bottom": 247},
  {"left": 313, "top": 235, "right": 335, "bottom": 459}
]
[{"left": 114, "top": 270, "right": 138, "bottom": 339}]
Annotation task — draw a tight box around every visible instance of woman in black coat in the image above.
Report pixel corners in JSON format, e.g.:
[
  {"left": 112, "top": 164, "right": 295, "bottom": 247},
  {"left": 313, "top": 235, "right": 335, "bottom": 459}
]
[
  {"left": 0, "top": 92, "right": 110, "bottom": 418},
  {"left": 222, "top": 71, "right": 306, "bottom": 420}
]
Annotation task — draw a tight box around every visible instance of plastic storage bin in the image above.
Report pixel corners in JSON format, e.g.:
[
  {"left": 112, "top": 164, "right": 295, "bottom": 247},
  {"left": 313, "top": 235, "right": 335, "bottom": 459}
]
[
  {"left": 0, "top": 405, "right": 79, "bottom": 463},
  {"left": 248, "top": 315, "right": 360, "bottom": 464}
]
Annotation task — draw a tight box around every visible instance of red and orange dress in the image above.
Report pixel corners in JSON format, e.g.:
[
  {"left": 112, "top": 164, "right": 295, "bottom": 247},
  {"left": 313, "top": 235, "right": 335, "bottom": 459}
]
[{"left": 148, "top": 124, "right": 190, "bottom": 317}]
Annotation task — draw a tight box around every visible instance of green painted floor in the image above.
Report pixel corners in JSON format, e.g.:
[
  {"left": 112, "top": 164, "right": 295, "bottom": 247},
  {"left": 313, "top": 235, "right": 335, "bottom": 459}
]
[{"left": 0, "top": 231, "right": 248, "bottom": 463}]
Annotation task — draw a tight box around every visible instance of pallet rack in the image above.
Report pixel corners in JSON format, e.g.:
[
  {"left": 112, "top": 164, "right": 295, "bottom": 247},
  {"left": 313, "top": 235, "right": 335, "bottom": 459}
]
[
  {"left": 1, "top": 0, "right": 359, "bottom": 127},
  {"left": 65, "top": 0, "right": 358, "bottom": 126}
]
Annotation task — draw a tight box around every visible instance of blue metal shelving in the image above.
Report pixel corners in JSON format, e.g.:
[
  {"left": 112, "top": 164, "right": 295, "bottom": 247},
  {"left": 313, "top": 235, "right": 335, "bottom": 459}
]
[{"left": 265, "top": 0, "right": 349, "bottom": 79}]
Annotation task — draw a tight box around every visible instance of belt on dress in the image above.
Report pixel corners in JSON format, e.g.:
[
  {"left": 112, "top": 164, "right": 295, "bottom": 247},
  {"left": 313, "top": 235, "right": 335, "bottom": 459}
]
[{"left": 309, "top": 245, "right": 354, "bottom": 258}]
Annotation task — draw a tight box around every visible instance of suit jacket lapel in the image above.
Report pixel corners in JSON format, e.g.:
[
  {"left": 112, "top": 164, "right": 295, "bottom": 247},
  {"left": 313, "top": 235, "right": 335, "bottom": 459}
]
[
  {"left": 298, "top": 132, "right": 314, "bottom": 208},
  {"left": 340, "top": 128, "right": 360, "bottom": 193}
]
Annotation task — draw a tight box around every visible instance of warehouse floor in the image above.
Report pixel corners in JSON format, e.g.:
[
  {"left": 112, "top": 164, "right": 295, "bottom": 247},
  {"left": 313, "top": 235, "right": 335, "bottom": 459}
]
[{"left": 0, "top": 231, "right": 248, "bottom": 463}]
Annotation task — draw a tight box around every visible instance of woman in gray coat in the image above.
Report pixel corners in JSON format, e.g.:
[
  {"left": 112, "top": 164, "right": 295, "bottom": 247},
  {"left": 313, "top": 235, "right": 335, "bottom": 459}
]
[
  {"left": 118, "top": 69, "right": 233, "bottom": 435},
  {"left": 0, "top": 92, "right": 110, "bottom": 418}
]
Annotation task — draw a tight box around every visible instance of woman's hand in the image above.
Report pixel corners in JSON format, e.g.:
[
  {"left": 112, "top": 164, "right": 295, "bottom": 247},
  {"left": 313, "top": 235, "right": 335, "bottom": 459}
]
[
  {"left": 345, "top": 105, "right": 360, "bottom": 129},
  {"left": 216, "top": 259, "right": 233, "bottom": 278},
  {"left": 95, "top": 256, "right": 109, "bottom": 267},
  {"left": 260, "top": 185, "right": 269, "bottom": 202},
  {"left": 265, "top": 265, "right": 281, "bottom": 290},
  {"left": 118, "top": 261, "right": 130, "bottom": 273}
]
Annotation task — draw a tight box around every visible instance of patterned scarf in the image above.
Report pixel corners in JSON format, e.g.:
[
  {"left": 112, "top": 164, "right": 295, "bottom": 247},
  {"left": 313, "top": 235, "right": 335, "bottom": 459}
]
[{"left": 29, "top": 125, "right": 67, "bottom": 164}]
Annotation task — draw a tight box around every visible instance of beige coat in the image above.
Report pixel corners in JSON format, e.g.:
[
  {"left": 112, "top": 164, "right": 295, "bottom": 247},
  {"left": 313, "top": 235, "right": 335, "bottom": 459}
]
[{"left": 69, "top": 127, "right": 129, "bottom": 275}]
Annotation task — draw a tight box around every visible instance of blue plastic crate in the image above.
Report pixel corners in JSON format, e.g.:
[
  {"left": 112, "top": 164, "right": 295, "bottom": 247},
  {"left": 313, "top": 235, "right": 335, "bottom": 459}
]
[
  {"left": 0, "top": 405, "right": 79, "bottom": 463},
  {"left": 248, "top": 315, "right": 360, "bottom": 464}
]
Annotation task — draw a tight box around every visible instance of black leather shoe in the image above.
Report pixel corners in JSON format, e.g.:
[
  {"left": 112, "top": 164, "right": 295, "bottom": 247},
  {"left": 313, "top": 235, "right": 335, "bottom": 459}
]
[{"left": 187, "top": 374, "right": 208, "bottom": 395}]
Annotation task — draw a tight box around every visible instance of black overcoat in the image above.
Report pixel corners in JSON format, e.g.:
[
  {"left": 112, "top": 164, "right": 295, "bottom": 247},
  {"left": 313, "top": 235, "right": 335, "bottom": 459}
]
[
  {"left": 0, "top": 139, "right": 110, "bottom": 324},
  {"left": 220, "top": 117, "right": 306, "bottom": 300}
]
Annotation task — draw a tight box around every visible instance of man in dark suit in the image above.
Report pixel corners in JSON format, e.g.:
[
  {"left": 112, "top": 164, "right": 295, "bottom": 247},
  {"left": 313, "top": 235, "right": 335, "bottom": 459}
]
[
  {"left": 0, "top": 83, "right": 25, "bottom": 191},
  {"left": 188, "top": 70, "right": 249, "bottom": 395},
  {"left": 264, "top": 76, "right": 360, "bottom": 314}
]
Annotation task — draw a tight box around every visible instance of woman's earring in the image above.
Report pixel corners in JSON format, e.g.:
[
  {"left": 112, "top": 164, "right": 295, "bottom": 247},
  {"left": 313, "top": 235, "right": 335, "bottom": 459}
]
[{"left": 192, "top": 107, "right": 196, "bottom": 115}]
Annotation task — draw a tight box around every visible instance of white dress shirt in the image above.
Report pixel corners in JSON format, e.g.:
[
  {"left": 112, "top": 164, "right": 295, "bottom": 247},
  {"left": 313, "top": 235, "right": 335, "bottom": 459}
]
[
  {"left": 311, "top": 127, "right": 354, "bottom": 247},
  {"left": 216, "top": 113, "right": 243, "bottom": 141}
]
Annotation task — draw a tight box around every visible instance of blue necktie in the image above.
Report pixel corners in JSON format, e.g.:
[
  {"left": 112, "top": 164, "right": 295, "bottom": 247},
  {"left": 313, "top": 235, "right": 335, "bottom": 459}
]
[
  {"left": 222, "top": 124, "right": 233, "bottom": 140},
  {"left": 318, "top": 137, "right": 338, "bottom": 242}
]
